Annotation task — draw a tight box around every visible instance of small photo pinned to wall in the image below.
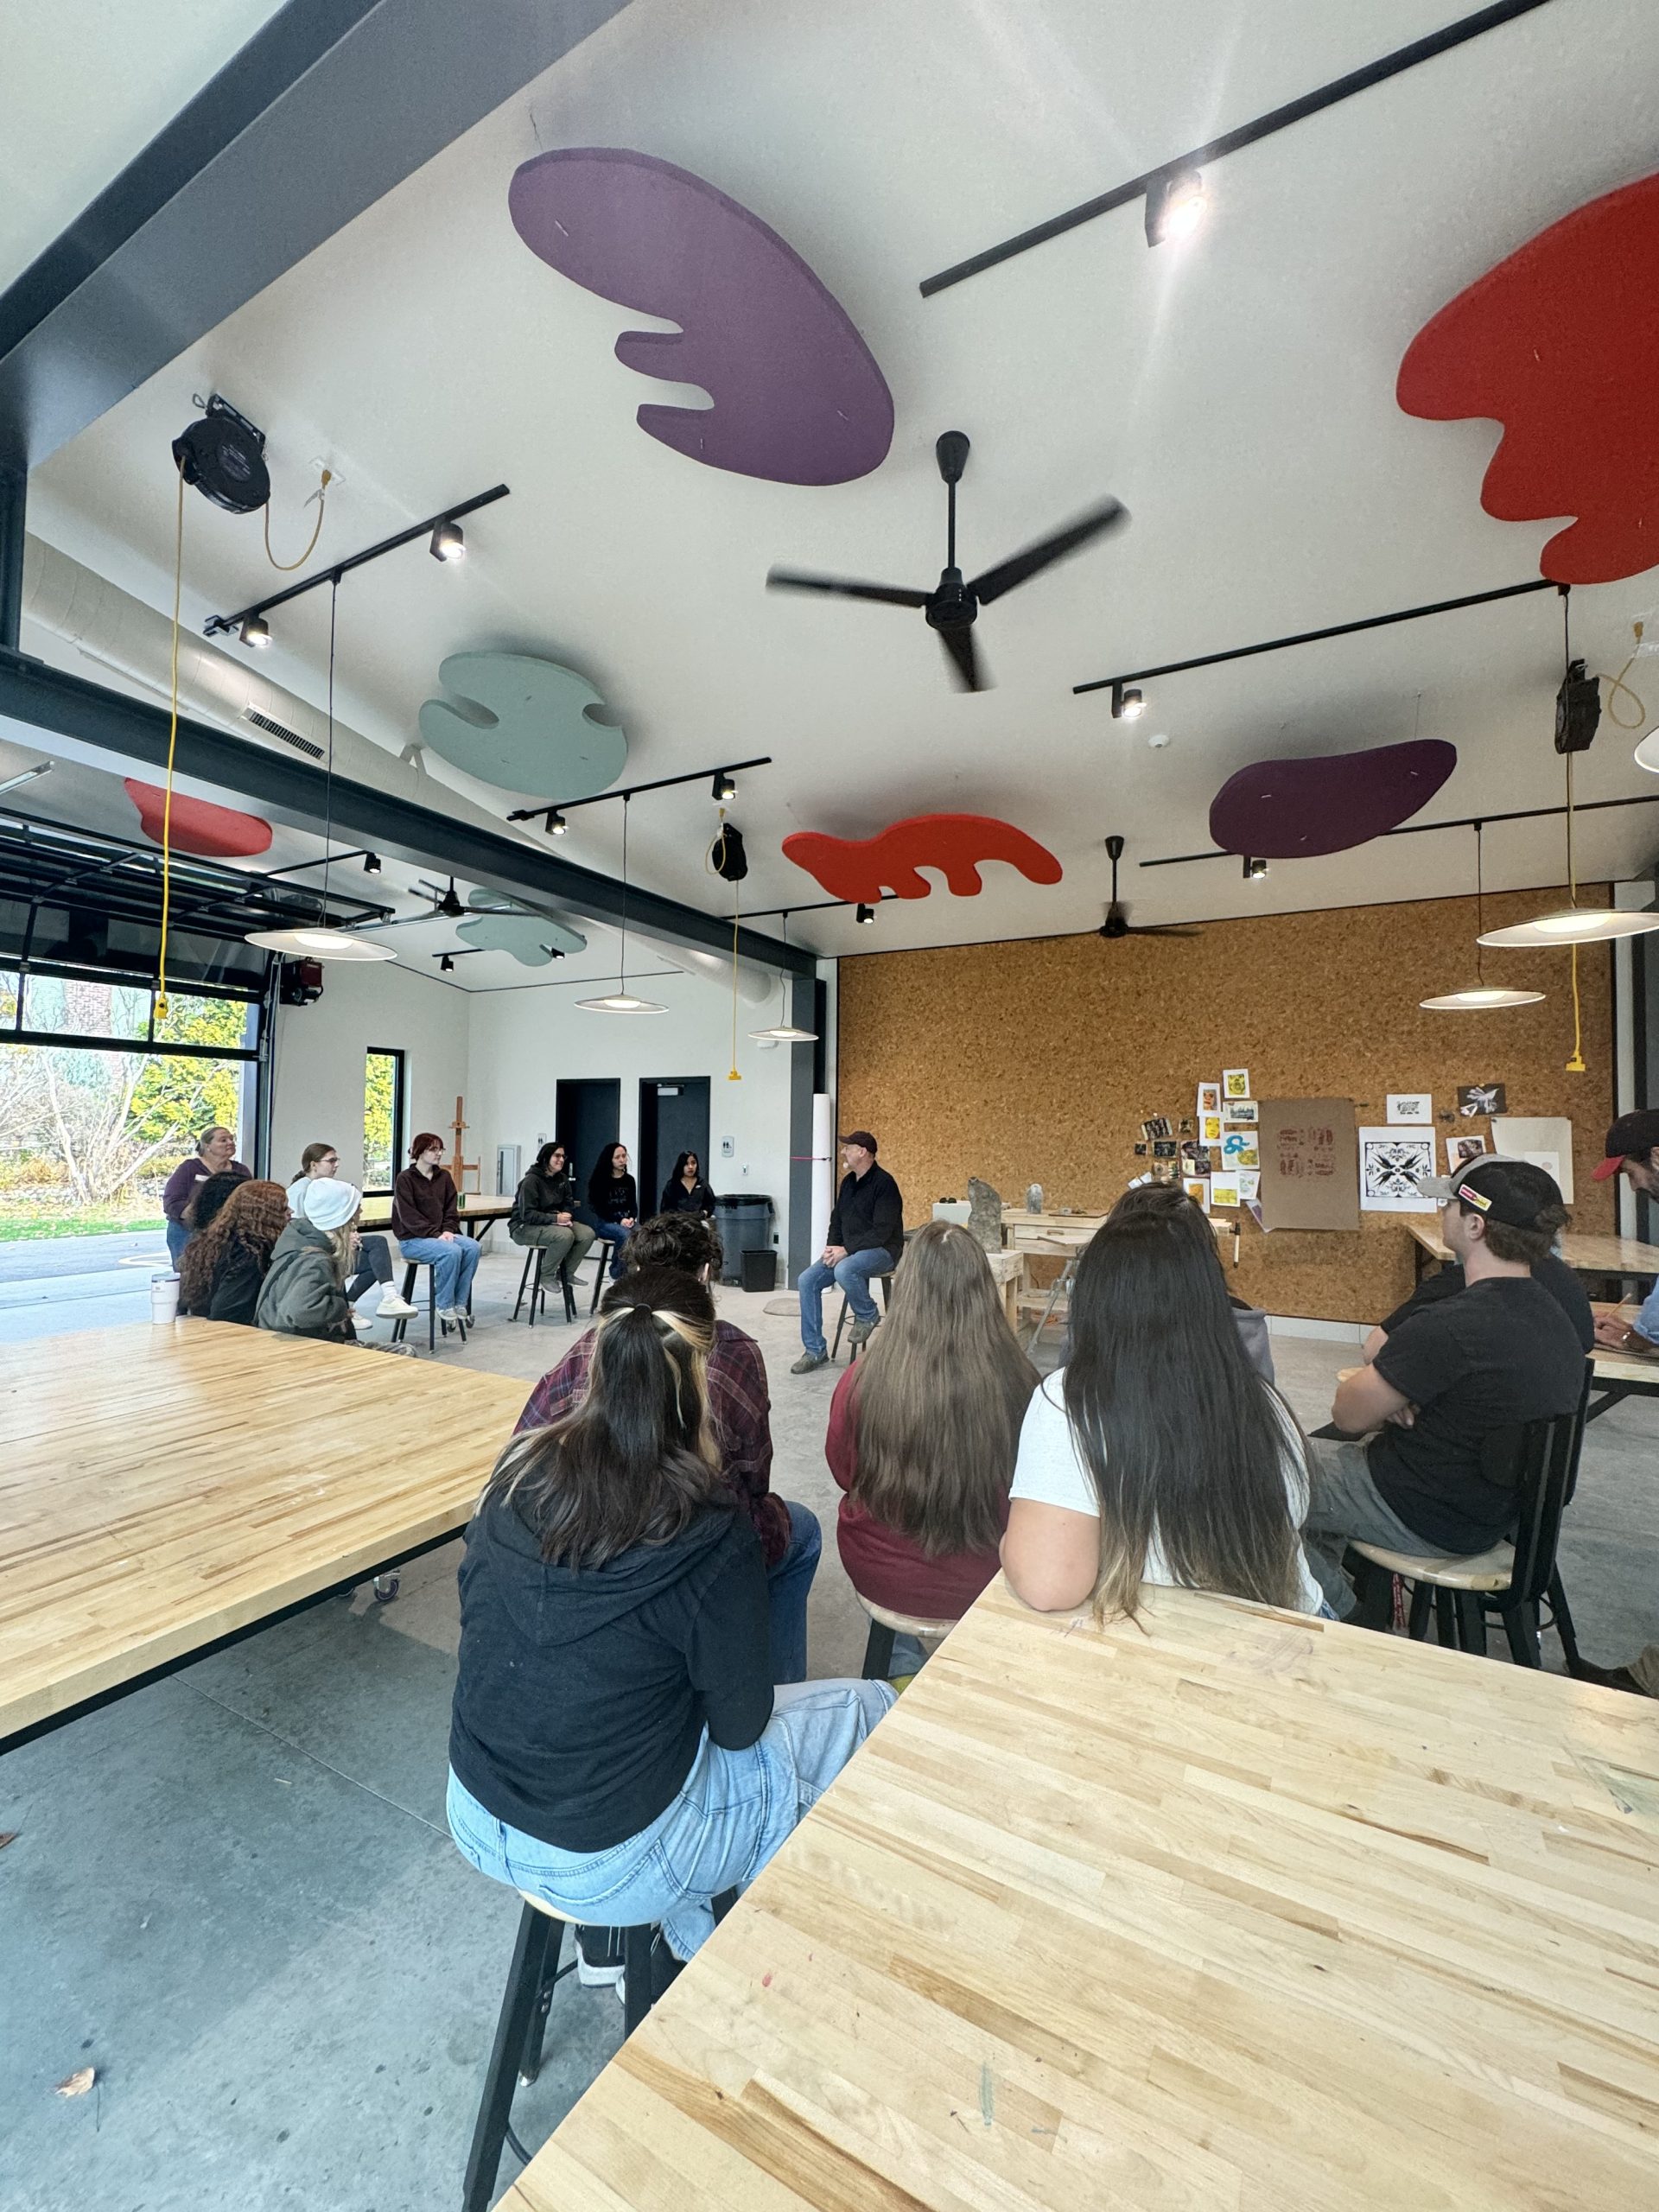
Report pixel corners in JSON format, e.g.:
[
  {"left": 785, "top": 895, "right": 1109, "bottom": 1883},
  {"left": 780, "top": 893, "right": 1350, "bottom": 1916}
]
[
  {"left": 1357, "top": 1127, "right": 1438, "bottom": 1212},
  {"left": 1221, "top": 1134, "right": 1260, "bottom": 1169},
  {"left": 1152, "top": 1139, "right": 1179, "bottom": 1160},
  {"left": 1223, "top": 1068, "right": 1251, "bottom": 1099},
  {"left": 1199, "top": 1113, "right": 1223, "bottom": 1145},
  {"left": 1224, "top": 1098, "right": 1258, "bottom": 1125},
  {"left": 1235, "top": 1170, "right": 1261, "bottom": 1202},
  {"left": 1386, "top": 1093, "right": 1433, "bottom": 1126},
  {"left": 1446, "top": 1133, "right": 1489, "bottom": 1173},
  {"left": 1183, "top": 1178, "right": 1210, "bottom": 1210},
  {"left": 1209, "top": 1173, "right": 1242, "bottom": 1209},
  {"left": 1197, "top": 1083, "right": 1221, "bottom": 1116},
  {"left": 1458, "top": 1082, "right": 1506, "bottom": 1118},
  {"left": 1133, "top": 1142, "right": 1148, "bottom": 1157}
]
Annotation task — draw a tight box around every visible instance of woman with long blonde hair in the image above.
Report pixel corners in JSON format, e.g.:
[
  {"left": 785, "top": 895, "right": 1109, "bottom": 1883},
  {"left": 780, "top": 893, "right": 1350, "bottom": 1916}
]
[
  {"left": 448, "top": 1266, "right": 893, "bottom": 1968},
  {"left": 827, "top": 1221, "right": 1038, "bottom": 1665},
  {"left": 254, "top": 1178, "right": 362, "bottom": 1342}
]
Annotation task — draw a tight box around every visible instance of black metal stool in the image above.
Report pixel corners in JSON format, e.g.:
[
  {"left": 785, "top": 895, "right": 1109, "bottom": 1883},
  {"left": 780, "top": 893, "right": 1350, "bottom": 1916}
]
[
  {"left": 830, "top": 1271, "right": 893, "bottom": 1361},
  {"left": 388, "top": 1261, "right": 467, "bottom": 1353},
  {"left": 511, "top": 1245, "right": 577, "bottom": 1327}
]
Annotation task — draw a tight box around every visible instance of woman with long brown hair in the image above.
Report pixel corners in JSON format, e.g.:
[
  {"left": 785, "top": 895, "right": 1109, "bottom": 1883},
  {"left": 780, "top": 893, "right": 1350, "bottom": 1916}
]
[
  {"left": 827, "top": 1221, "right": 1038, "bottom": 1664},
  {"left": 448, "top": 1266, "right": 892, "bottom": 1966},
  {"left": 1001, "top": 1205, "right": 1323, "bottom": 1620},
  {"left": 177, "top": 1179, "right": 290, "bottom": 1325}
]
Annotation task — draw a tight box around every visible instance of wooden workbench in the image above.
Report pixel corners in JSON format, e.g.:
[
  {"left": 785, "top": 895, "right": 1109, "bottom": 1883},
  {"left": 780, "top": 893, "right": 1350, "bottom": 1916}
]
[
  {"left": 0, "top": 1321, "right": 524, "bottom": 1746},
  {"left": 356, "top": 1192, "right": 515, "bottom": 1236},
  {"left": 504, "top": 1577, "right": 1659, "bottom": 2212},
  {"left": 1410, "top": 1221, "right": 1659, "bottom": 1283}
]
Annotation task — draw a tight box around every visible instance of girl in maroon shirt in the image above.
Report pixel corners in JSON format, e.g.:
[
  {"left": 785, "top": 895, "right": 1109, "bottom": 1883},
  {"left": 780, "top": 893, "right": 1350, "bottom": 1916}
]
[{"left": 826, "top": 1222, "right": 1038, "bottom": 1628}]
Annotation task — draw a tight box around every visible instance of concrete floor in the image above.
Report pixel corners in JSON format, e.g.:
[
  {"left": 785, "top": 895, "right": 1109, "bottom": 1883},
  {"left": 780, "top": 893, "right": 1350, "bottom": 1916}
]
[{"left": 3, "top": 1237, "right": 1656, "bottom": 2209}]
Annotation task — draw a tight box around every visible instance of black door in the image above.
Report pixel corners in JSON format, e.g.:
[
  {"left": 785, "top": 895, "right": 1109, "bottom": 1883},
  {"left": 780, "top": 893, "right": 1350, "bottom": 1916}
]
[
  {"left": 638, "top": 1077, "right": 711, "bottom": 1215},
  {"left": 555, "top": 1078, "right": 622, "bottom": 1204}
]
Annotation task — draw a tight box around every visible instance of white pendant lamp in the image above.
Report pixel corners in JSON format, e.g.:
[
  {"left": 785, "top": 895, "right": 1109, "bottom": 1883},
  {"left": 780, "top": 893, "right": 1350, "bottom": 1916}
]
[
  {"left": 749, "top": 912, "right": 817, "bottom": 1041},
  {"left": 577, "top": 796, "right": 665, "bottom": 1012},
  {"left": 1421, "top": 821, "right": 1544, "bottom": 1010},
  {"left": 246, "top": 577, "right": 394, "bottom": 963}
]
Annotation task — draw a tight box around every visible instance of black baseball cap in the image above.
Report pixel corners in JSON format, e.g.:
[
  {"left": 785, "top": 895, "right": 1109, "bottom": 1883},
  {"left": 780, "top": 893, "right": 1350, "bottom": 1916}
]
[
  {"left": 838, "top": 1129, "right": 878, "bottom": 1154},
  {"left": 1594, "top": 1109, "right": 1659, "bottom": 1180},
  {"left": 1418, "top": 1155, "right": 1564, "bottom": 1227}
]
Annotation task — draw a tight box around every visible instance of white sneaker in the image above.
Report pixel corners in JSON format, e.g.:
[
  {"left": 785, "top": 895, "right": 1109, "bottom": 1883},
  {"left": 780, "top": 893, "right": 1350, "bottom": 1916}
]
[
  {"left": 437, "top": 1306, "right": 463, "bottom": 1325},
  {"left": 376, "top": 1292, "right": 419, "bottom": 1319}
]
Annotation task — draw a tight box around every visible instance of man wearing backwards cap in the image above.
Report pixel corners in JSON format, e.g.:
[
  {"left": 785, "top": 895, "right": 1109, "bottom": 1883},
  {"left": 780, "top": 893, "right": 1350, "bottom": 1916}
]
[
  {"left": 791, "top": 1131, "right": 904, "bottom": 1375},
  {"left": 1300, "top": 1158, "right": 1586, "bottom": 1618},
  {"left": 1590, "top": 1109, "right": 1659, "bottom": 1353}
]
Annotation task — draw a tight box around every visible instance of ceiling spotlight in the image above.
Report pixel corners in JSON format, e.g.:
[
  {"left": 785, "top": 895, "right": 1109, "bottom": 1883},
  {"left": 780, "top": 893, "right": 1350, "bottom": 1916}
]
[
  {"left": 711, "top": 771, "right": 737, "bottom": 802},
  {"left": 429, "top": 518, "right": 466, "bottom": 563},
  {"left": 439, "top": 954, "right": 455, "bottom": 973},
  {"left": 240, "top": 615, "right": 272, "bottom": 649},
  {"left": 1144, "top": 166, "right": 1205, "bottom": 248},
  {"left": 537, "top": 945, "right": 567, "bottom": 961},
  {"left": 855, "top": 903, "right": 876, "bottom": 925},
  {"left": 1243, "top": 855, "right": 1268, "bottom": 880},
  {"left": 547, "top": 809, "right": 568, "bottom": 836},
  {"left": 1109, "top": 681, "right": 1144, "bottom": 721},
  {"left": 362, "top": 852, "right": 382, "bottom": 875}
]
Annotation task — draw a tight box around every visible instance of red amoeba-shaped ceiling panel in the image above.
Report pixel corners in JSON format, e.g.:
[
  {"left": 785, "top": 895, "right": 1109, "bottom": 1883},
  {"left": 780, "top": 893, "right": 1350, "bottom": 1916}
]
[
  {"left": 782, "top": 813, "right": 1062, "bottom": 902},
  {"left": 1397, "top": 171, "right": 1659, "bottom": 584},
  {"left": 124, "top": 780, "right": 273, "bottom": 859}
]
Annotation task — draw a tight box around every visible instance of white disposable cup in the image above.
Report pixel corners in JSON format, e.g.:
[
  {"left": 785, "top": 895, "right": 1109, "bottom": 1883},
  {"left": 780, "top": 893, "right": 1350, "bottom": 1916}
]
[{"left": 150, "top": 1274, "right": 181, "bottom": 1324}]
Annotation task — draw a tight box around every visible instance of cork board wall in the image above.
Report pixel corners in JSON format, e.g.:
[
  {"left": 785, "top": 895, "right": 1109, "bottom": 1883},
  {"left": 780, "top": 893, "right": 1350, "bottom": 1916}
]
[{"left": 836, "top": 883, "right": 1615, "bottom": 1324}]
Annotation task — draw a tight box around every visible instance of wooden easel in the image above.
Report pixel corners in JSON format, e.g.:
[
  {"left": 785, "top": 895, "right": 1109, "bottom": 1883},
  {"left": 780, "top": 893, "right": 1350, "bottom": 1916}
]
[{"left": 448, "top": 1095, "right": 481, "bottom": 1193}]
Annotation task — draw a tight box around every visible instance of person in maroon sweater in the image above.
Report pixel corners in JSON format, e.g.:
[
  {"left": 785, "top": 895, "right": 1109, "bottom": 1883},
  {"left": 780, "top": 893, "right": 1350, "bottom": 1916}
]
[
  {"left": 517, "top": 1212, "right": 821, "bottom": 1681},
  {"left": 827, "top": 1221, "right": 1039, "bottom": 1673},
  {"left": 391, "top": 1131, "right": 482, "bottom": 1322}
]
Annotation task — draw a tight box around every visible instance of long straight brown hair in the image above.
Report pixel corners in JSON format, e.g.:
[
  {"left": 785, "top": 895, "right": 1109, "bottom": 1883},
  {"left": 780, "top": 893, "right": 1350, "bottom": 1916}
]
[
  {"left": 849, "top": 1221, "right": 1038, "bottom": 1555},
  {"left": 1064, "top": 1205, "right": 1306, "bottom": 1621},
  {"left": 492, "top": 1267, "right": 728, "bottom": 1567}
]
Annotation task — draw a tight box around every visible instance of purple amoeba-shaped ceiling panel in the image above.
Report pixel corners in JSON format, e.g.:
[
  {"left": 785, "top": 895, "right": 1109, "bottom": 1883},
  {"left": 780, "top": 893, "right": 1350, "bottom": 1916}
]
[
  {"left": 509, "top": 148, "right": 893, "bottom": 486},
  {"left": 1209, "top": 739, "right": 1456, "bottom": 859}
]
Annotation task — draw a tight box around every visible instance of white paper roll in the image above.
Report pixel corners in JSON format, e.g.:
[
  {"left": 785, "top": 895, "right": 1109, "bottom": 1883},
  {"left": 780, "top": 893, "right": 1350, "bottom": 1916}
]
[{"left": 810, "top": 1093, "right": 834, "bottom": 1260}]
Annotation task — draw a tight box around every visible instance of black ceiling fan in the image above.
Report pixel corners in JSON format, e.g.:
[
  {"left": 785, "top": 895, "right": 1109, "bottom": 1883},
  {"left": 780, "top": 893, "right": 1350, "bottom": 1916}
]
[
  {"left": 1099, "top": 836, "right": 1203, "bottom": 941},
  {"left": 766, "top": 431, "right": 1128, "bottom": 692}
]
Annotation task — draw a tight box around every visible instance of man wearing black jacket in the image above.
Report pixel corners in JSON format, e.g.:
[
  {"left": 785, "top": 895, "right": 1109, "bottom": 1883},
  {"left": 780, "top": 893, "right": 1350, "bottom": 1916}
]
[{"left": 792, "top": 1130, "right": 904, "bottom": 1374}]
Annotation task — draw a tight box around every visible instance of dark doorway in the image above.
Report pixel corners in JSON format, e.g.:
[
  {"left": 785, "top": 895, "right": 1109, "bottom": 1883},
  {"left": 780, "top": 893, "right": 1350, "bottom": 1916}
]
[
  {"left": 638, "top": 1077, "right": 711, "bottom": 1214},
  {"left": 555, "top": 1078, "right": 622, "bottom": 1200}
]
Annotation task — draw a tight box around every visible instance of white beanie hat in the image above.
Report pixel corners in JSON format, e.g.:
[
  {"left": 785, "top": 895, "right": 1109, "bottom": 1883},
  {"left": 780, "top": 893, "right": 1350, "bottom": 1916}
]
[{"left": 302, "top": 1177, "right": 360, "bottom": 1231}]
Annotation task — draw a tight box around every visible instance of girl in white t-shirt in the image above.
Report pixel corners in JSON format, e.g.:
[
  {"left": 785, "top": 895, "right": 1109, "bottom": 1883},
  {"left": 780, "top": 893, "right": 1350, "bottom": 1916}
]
[{"left": 1002, "top": 1192, "right": 1323, "bottom": 1619}]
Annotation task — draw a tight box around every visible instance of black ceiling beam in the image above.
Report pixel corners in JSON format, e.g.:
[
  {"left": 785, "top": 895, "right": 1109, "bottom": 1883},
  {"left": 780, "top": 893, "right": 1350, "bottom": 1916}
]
[
  {"left": 0, "top": 0, "right": 633, "bottom": 469},
  {"left": 1076, "top": 578, "right": 1556, "bottom": 696},
  {"left": 203, "top": 485, "right": 510, "bottom": 637},
  {"left": 919, "top": 0, "right": 1556, "bottom": 297},
  {"left": 0, "top": 647, "right": 814, "bottom": 976}
]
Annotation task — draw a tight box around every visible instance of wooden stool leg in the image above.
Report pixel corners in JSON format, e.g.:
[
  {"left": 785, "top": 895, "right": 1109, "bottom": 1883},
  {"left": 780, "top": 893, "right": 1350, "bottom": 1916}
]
[
  {"left": 462, "top": 1902, "right": 553, "bottom": 2212},
  {"left": 861, "top": 1618, "right": 896, "bottom": 1678},
  {"left": 621, "top": 1923, "right": 656, "bottom": 2038},
  {"left": 518, "top": 1915, "right": 567, "bottom": 2088}
]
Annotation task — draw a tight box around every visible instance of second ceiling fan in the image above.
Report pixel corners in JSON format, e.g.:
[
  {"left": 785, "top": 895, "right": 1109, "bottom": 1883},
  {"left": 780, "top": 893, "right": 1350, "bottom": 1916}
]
[{"left": 766, "top": 431, "right": 1128, "bottom": 691}]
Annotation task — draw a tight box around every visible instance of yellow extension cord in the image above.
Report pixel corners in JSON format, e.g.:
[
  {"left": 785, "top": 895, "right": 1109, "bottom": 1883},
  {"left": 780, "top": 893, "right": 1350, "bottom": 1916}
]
[{"left": 156, "top": 471, "right": 185, "bottom": 1021}]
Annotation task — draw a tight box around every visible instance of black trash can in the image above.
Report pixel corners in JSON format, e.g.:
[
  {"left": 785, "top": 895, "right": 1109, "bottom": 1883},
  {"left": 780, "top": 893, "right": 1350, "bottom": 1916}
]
[
  {"left": 712, "top": 1192, "right": 773, "bottom": 1285},
  {"left": 741, "top": 1247, "right": 778, "bottom": 1294}
]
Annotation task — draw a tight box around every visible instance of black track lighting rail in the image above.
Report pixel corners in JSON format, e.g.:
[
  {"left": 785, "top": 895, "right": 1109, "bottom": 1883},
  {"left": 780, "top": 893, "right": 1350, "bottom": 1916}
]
[
  {"left": 257, "top": 847, "right": 383, "bottom": 884},
  {"left": 1077, "top": 577, "right": 1556, "bottom": 697},
  {"left": 918, "top": 0, "right": 1555, "bottom": 296},
  {"left": 1141, "top": 789, "right": 1659, "bottom": 868},
  {"left": 202, "top": 484, "right": 510, "bottom": 637},
  {"left": 741, "top": 894, "right": 897, "bottom": 919},
  {"left": 505, "top": 756, "right": 772, "bottom": 829}
]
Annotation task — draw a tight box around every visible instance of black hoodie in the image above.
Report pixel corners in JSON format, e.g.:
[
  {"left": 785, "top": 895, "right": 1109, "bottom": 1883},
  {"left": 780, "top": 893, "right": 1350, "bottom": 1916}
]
[{"left": 448, "top": 1487, "right": 772, "bottom": 1852}]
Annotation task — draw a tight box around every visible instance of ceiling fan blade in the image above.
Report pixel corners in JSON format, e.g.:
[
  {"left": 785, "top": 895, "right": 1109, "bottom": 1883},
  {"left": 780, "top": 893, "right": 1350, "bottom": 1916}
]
[
  {"left": 968, "top": 498, "right": 1128, "bottom": 606},
  {"left": 766, "top": 567, "right": 929, "bottom": 608},
  {"left": 938, "top": 626, "right": 985, "bottom": 691}
]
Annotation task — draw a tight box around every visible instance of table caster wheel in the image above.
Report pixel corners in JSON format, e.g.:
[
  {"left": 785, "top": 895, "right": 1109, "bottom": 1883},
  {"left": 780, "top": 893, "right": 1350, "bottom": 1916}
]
[{"left": 372, "top": 1573, "right": 401, "bottom": 1604}]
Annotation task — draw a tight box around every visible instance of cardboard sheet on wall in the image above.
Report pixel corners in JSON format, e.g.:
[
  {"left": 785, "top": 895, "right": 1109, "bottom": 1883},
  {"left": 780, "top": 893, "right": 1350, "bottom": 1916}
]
[
  {"left": 1491, "top": 1115, "right": 1574, "bottom": 1201},
  {"left": 1257, "top": 1098, "right": 1359, "bottom": 1231}
]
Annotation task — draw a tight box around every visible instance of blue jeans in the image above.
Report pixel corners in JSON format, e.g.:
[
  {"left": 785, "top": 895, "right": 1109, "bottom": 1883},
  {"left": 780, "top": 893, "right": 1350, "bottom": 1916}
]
[
  {"left": 446, "top": 1676, "right": 895, "bottom": 1959},
  {"left": 397, "top": 1234, "right": 480, "bottom": 1312},
  {"left": 593, "top": 1219, "right": 632, "bottom": 1279},
  {"left": 797, "top": 1248, "right": 892, "bottom": 1358},
  {"left": 165, "top": 1220, "right": 189, "bottom": 1268},
  {"left": 766, "top": 1502, "right": 822, "bottom": 1684}
]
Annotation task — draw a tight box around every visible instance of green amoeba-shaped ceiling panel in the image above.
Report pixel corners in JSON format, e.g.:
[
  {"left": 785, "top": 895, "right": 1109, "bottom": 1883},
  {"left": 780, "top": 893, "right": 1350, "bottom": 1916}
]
[
  {"left": 458, "top": 891, "right": 587, "bottom": 966},
  {"left": 417, "top": 651, "right": 626, "bottom": 797}
]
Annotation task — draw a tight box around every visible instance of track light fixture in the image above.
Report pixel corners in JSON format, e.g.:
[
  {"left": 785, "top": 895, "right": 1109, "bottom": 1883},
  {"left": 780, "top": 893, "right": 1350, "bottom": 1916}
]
[
  {"left": 1110, "top": 681, "right": 1144, "bottom": 721},
  {"left": 711, "top": 771, "right": 737, "bottom": 802},
  {"left": 1243, "top": 855, "right": 1268, "bottom": 880},
  {"left": 429, "top": 519, "right": 466, "bottom": 563},
  {"left": 240, "top": 615, "right": 272, "bottom": 649},
  {"left": 1144, "top": 166, "right": 1206, "bottom": 247},
  {"left": 362, "top": 852, "right": 381, "bottom": 875},
  {"left": 440, "top": 954, "right": 455, "bottom": 972},
  {"left": 855, "top": 903, "right": 876, "bottom": 926},
  {"left": 547, "top": 809, "right": 568, "bottom": 836}
]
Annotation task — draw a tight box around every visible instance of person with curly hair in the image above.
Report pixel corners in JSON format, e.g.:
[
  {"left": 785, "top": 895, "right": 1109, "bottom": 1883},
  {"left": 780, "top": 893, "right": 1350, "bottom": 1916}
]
[{"left": 177, "top": 1179, "right": 291, "bottom": 1326}]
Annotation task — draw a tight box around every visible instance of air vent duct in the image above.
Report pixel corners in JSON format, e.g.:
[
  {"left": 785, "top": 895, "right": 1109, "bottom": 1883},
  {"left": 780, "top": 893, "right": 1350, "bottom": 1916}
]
[{"left": 242, "top": 707, "right": 323, "bottom": 760}]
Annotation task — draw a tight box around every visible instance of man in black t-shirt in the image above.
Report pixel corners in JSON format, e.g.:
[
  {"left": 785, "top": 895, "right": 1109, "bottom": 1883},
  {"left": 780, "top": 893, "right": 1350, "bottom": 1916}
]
[{"left": 1303, "top": 1159, "right": 1586, "bottom": 1617}]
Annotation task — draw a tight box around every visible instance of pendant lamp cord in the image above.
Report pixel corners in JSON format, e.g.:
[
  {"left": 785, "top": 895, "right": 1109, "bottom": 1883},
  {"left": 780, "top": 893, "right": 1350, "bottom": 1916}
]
[
  {"left": 155, "top": 470, "right": 186, "bottom": 1020},
  {"left": 619, "top": 796, "right": 630, "bottom": 989},
  {"left": 728, "top": 875, "right": 742, "bottom": 1082},
  {"left": 1562, "top": 586, "right": 1586, "bottom": 1074},
  {"left": 1473, "top": 821, "right": 1484, "bottom": 982},
  {"left": 318, "top": 575, "right": 339, "bottom": 922}
]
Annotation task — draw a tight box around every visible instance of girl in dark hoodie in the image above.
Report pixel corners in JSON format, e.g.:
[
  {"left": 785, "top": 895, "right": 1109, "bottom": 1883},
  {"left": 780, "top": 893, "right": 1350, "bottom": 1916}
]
[{"left": 446, "top": 1267, "right": 893, "bottom": 1963}]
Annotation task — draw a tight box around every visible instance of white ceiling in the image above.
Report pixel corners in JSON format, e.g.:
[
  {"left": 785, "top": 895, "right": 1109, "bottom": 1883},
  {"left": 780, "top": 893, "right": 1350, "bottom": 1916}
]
[
  {"left": 16, "top": 0, "right": 1659, "bottom": 980},
  {"left": 0, "top": 1, "right": 290, "bottom": 290}
]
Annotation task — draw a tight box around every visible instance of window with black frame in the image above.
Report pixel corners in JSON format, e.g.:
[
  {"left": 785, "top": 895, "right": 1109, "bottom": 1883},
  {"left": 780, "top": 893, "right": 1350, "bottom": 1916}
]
[{"left": 363, "top": 1047, "right": 405, "bottom": 1194}]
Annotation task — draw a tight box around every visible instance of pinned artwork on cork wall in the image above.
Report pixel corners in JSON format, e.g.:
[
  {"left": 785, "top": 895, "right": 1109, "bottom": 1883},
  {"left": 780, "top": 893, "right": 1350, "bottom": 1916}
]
[
  {"left": 1223, "top": 1068, "right": 1251, "bottom": 1099},
  {"left": 1458, "top": 1083, "right": 1506, "bottom": 1118}
]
